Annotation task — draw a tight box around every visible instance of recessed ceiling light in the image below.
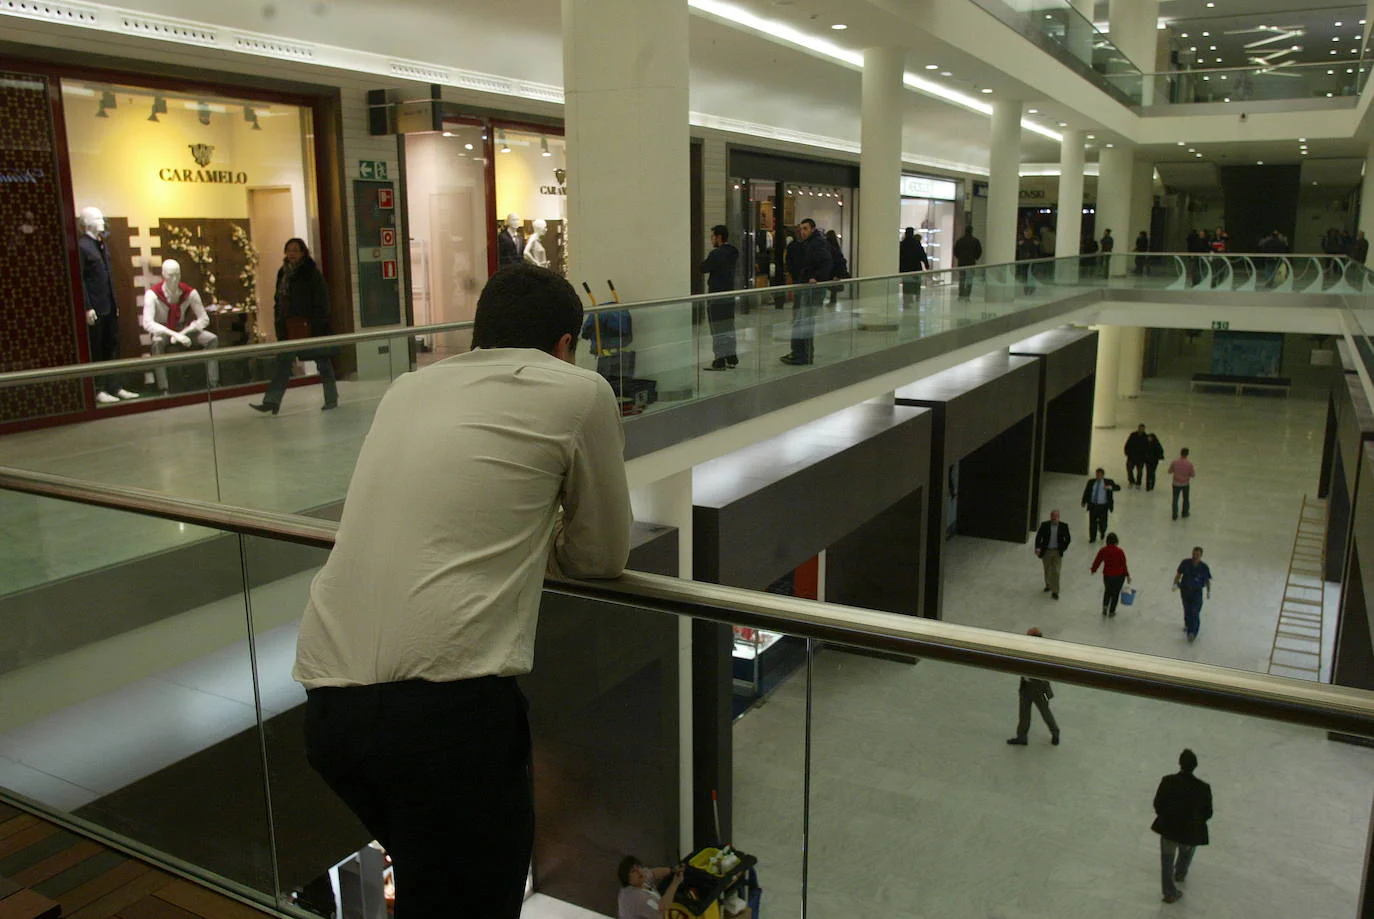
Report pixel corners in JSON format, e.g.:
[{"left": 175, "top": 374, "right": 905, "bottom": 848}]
[
  {"left": 1205, "top": 1, "right": 1214, "bottom": 7},
  {"left": 1328, "top": 69, "right": 1336, "bottom": 74},
  {"left": 1209, "top": 45, "right": 1217, "bottom": 50},
  {"left": 1027, "top": 108, "right": 1039, "bottom": 114},
  {"left": 1202, "top": 32, "right": 1210, "bottom": 37},
  {"left": 1215, "top": 58, "right": 1223, "bottom": 62},
  {"left": 1106, "top": 143, "right": 1115, "bottom": 148},
  {"left": 1299, "top": 138, "right": 1306, "bottom": 141},
  {"left": 1177, "top": 141, "right": 1185, "bottom": 145},
  {"left": 1334, "top": 36, "right": 1341, "bottom": 41},
  {"left": 1313, "top": 181, "right": 1319, "bottom": 185},
  {"left": 1191, "top": 46, "right": 1198, "bottom": 51},
  {"left": 830, "top": 23, "right": 847, "bottom": 30},
  {"left": 1057, "top": 121, "right": 1068, "bottom": 127},
  {"left": 1332, "top": 49, "right": 1339, "bottom": 54},
  {"left": 925, "top": 63, "right": 939, "bottom": 69},
  {"left": 1336, "top": 21, "right": 1343, "bottom": 27},
  {"left": 1181, "top": 32, "right": 1189, "bottom": 38},
  {"left": 1257, "top": 160, "right": 1264, "bottom": 165},
  {"left": 980, "top": 87, "right": 994, "bottom": 93},
  {"left": 1087, "top": 133, "right": 1096, "bottom": 139},
  {"left": 464, "top": 143, "right": 473, "bottom": 150}
]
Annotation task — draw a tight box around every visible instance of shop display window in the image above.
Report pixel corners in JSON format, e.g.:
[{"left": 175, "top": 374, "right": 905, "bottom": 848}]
[
  {"left": 61, "top": 79, "right": 318, "bottom": 394},
  {"left": 492, "top": 127, "right": 567, "bottom": 277},
  {"left": 900, "top": 175, "right": 958, "bottom": 272}
]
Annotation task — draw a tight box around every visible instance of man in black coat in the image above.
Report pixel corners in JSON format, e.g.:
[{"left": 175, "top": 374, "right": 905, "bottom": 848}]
[
  {"left": 1145, "top": 433, "right": 1166, "bottom": 492},
  {"left": 701, "top": 225, "right": 740, "bottom": 371},
  {"left": 1081, "top": 467, "right": 1121, "bottom": 543},
  {"left": 1033, "top": 509, "right": 1070, "bottom": 599},
  {"left": 1123, "top": 423, "right": 1151, "bottom": 489},
  {"left": 1006, "top": 628, "right": 1059, "bottom": 746},
  {"left": 899, "top": 227, "right": 931, "bottom": 305},
  {"left": 1152, "top": 749, "right": 1213, "bottom": 904},
  {"left": 781, "top": 218, "right": 832, "bottom": 366},
  {"left": 952, "top": 226, "right": 982, "bottom": 299}
]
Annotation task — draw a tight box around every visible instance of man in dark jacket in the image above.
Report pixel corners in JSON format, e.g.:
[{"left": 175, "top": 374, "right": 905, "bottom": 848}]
[
  {"left": 1152, "top": 749, "right": 1213, "bottom": 903},
  {"left": 899, "top": 227, "right": 931, "bottom": 305},
  {"left": 782, "top": 218, "right": 832, "bottom": 365},
  {"left": 701, "top": 225, "right": 740, "bottom": 371},
  {"left": 1033, "top": 510, "right": 1071, "bottom": 599},
  {"left": 1145, "top": 432, "right": 1166, "bottom": 491},
  {"left": 1006, "top": 628, "right": 1059, "bottom": 746},
  {"left": 1081, "top": 467, "right": 1121, "bottom": 543},
  {"left": 952, "top": 226, "right": 982, "bottom": 299},
  {"left": 1123, "top": 423, "right": 1151, "bottom": 489}
]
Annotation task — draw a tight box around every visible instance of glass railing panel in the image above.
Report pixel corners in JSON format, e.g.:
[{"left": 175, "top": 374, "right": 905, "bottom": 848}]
[
  {"left": 803, "top": 640, "right": 1373, "bottom": 917},
  {"left": 1151, "top": 62, "right": 1368, "bottom": 106},
  {"left": 0, "top": 496, "right": 275, "bottom": 898}
]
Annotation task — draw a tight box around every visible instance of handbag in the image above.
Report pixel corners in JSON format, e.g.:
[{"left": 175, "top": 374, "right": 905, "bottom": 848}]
[
  {"left": 1120, "top": 586, "right": 1138, "bottom": 607},
  {"left": 284, "top": 316, "right": 312, "bottom": 341}
]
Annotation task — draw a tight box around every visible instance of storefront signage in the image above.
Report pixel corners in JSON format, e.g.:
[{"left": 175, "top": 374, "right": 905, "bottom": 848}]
[
  {"left": 359, "top": 160, "right": 390, "bottom": 180},
  {"left": 540, "top": 167, "right": 567, "bottom": 197},
  {"left": 1020, "top": 189, "right": 1048, "bottom": 201},
  {"left": 159, "top": 144, "right": 247, "bottom": 185},
  {"left": 900, "top": 175, "right": 958, "bottom": 201}
]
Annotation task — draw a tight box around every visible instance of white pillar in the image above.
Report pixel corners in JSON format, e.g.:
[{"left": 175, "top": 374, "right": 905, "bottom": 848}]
[
  {"left": 563, "top": 0, "right": 690, "bottom": 374},
  {"left": 1118, "top": 327, "right": 1145, "bottom": 398},
  {"left": 1097, "top": 145, "right": 1135, "bottom": 278},
  {"left": 1360, "top": 145, "right": 1374, "bottom": 242},
  {"left": 986, "top": 98, "right": 1022, "bottom": 266},
  {"left": 1108, "top": 0, "right": 1160, "bottom": 104},
  {"left": 628, "top": 470, "right": 694, "bottom": 852},
  {"left": 1093, "top": 325, "right": 1122, "bottom": 428},
  {"left": 1056, "top": 129, "right": 1085, "bottom": 261},
  {"left": 1131, "top": 160, "right": 1155, "bottom": 247},
  {"left": 859, "top": 46, "right": 904, "bottom": 277}
]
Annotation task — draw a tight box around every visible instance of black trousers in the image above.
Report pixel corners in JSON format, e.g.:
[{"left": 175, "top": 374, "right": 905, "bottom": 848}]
[
  {"left": 1145, "top": 462, "right": 1159, "bottom": 491},
  {"left": 706, "top": 296, "right": 736, "bottom": 361},
  {"left": 305, "top": 677, "right": 533, "bottom": 919},
  {"left": 1087, "top": 504, "right": 1110, "bottom": 541},
  {"left": 1102, "top": 574, "right": 1126, "bottom": 614},
  {"left": 1125, "top": 458, "right": 1144, "bottom": 486},
  {"left": 1172, "top": 485, "right": 1191, "bottom": 519},
  {"left": 956, "top": 266, "right": 974, "bottom": 298},
  {"left": 87, "top": 312, "right": 122, "bottom": 396}
]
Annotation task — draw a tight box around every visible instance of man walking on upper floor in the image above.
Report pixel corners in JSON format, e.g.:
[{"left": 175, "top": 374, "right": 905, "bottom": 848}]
[
  {"left": 1081, "top": 467, "right": 1121, "bottom": 544},
  {"left": 1152, "top": 748, "right": 1213, "bottom": 904},
  {"left": 781, "top": 217, "right": 832, "bottom": 366},
  {"left": 953, "top": 225, "right": 983, "bottom": 299},
  {"left": 1168, "top": 447, "right": 1196, "bottom": 520},
  {"left": 1033, "top": 509, "right": 1070, "bottom": 600},
  {"left": 701, "top": 224, "right": 740, "bottom": 371},
  {"left": 1006, "top": 628, "right": 1060, "bottom": 747}
]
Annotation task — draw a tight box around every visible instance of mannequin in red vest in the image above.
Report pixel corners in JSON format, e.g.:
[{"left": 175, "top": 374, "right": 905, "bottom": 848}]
[{"left": 141, "top": 258, "right": 218, "bottom": 392}]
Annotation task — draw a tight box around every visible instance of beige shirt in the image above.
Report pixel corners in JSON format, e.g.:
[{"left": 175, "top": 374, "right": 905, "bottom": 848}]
[{"left": 293, "top": 348, "right": 632, "bottom": 688}]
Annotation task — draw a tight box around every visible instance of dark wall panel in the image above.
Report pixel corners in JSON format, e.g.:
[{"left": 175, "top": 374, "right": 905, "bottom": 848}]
[
  {"left": 1043, "top": 376, "right": 1095, "bottom": 476},
  {"left": 826, "top": 489, "right": 925, "bottom": 616},
  {"left": 957, "top": 415, "right": 1035, "bottom": 543},
  {"left": 1218, "top": 164, "right": 1300, "bottom": 253}
]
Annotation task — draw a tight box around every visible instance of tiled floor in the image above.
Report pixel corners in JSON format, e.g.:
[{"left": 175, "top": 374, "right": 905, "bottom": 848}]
[{"left": 733, "top": 381, "right": 1374, "bottom": 919}]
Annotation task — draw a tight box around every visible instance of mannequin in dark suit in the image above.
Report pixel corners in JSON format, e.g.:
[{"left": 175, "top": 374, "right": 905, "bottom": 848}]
[
  {"left": 1080, "top": 468, "right": 1122, "bottom": 543},
  {"left": 1152, "top": 749, "right": 1213, "bottom": 903},
  {"left": 1033, "top": 510, "right": 1071, "bottom": 599},
  {"left": 497, "top": 214, "right": 524, "bottom": 267}
]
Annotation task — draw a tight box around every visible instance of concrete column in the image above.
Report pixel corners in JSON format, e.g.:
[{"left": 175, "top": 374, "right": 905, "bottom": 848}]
[
  {"left": 1056, "top": 129, "right": 1085, "bottom": 261},
  {"left": 629, "top": 470, "right": 694, "bottom": 852},
  {"left": 1360, "top": 144, "right": 1374, "bottom": 243},
  {"left": 1131, "top": 160, "right": 1155, "bottom": 246},
  {"left": 1093, "top": 324, "right": 1122, "bottom": 428},
  {"left": 1108, "top": 0, "right": 1160, "bottom": 104},
  {"left": 858, "top": 46, "right": 904, "bottom": 277},
  {"left": 563, "top": 0, "right": 690, "bottom": 374},
  {"left": 986, "top": 98, "right": 1022, "bottom": 267},
  {"left": 1118, "top": 327, "right": 1145, "bottom": 398},
  {"left": 1097, "top": 144, "right": 1135, "bottom": 278}
]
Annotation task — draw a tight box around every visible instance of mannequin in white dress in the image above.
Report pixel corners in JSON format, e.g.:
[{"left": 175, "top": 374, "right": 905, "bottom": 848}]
[{"left": 522, "top": 219, "right": 549, "bottom": 269}]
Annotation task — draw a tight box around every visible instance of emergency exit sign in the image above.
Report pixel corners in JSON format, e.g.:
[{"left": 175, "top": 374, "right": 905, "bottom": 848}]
[
  {"left": 1211, "top": 321, "right": 1230, "bottom": 331},
  {"left": 359, "top": 160, "right": 389, "bottom": 180}
]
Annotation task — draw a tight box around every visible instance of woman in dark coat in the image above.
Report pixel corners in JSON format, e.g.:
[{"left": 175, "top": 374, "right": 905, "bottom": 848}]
[{"left": 252, "top": 238, "right": 339, "bottom": 414}]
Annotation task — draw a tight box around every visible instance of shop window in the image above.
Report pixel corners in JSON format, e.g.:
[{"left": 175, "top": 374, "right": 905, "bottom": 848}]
[
  {"left": 60, "top": 79, "right": 317, "bottom": 388},
  {"left": 493, "top": 128, "right": 567, "bottom": 277}
]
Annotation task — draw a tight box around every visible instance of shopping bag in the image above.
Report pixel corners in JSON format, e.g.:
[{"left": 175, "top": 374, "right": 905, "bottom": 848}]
[{"left": 1120, "top": 586, "right": 1138, "bottom": 607}]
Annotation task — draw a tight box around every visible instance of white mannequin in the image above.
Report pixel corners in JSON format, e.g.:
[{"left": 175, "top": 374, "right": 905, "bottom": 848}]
[
  {"left": 522, "top": 219, "right": 549, "bottom": 268},
  {"left": 142, "top": 258, "right": 219, "bottom": 391},
  {"left": 79, "top": 206, "right": 139, "bottom": 403}
]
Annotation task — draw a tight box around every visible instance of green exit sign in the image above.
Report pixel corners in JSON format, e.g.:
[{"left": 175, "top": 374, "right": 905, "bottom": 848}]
[
  {"left": 1211, "top": 321, "right": 1230, "bottom": 331},
  {"left": 358, "top": 160, "right": 389, "bottom": 180}
]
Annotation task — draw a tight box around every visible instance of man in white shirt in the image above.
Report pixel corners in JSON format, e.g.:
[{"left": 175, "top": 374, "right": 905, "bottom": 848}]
[{"left": 295, "top": 264, "right": 632, "bottom": 919}]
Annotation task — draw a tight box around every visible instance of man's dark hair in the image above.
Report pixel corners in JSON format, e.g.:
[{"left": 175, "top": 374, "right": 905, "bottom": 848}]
[
  {"left": 1192, "top": 546, "right": 1203, "bottom": 554},
  {"left": 1181, "top": 447, "right": 1190, "bottom": 457},
  {"left": 1179, "top": 749, "right": 1198, "bottom": 773},
  {"left": 1095, "top": 467, "right": 1105, "bottom": 474},
  {"left": 617, "top": 855, "right": 640, "bottom": 888},
  {"left": 711, "top": 224, "right": 729, "bottom": 241},
  {"left": 473, "top": 264, "right": 583, "bottom": 353},
  {"left": 800, "top": 217, "right": 816, "bottom": 230}
]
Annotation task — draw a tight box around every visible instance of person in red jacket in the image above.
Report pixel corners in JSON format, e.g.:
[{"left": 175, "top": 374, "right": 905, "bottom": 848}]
[{"left": 1090, "top": 531, "right": 1132, "bottom": 618}]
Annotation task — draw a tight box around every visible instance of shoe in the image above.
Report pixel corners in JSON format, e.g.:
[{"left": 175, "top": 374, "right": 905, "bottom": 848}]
[
  {"left": 1108, "top": 611, "right": 1116, "bottom": 618},
  {"left": 321, "top": 402, "right": 338, "bottom": 411},
  {"left": 115, "top": 388, "right": 140, "bottom": 400},
  {"left": 726, "top": 356, "right": 739, "bottom": 367},
  {"left": 1102, "top": 608, "right": 1108, "bottom": 617},
  {"left": 1174, "top": 873, "right": 1187, "bottom": 883},
  {"left": 1163, "top": 892, "right": 1182, "bottom": 904},
  {"left": 779, "top": 354, "right": 813, "bottom": 366},
  {"left": 704, "top": 360, "right": 729, "bottom": 371},
  {"left": 1182, "top": 513, "right": 1190, "bottom": 518},
  {"left": 94, "top": 391, "right": 120, "bottom": 405},
  {"left": 250, "top": 402, "right": 280, "bottom": 416},
  {"left": 1006, "top": 738, "right": 1027, "bottom": 746},
  {"left": 1172, "top": 514, "right": 1178, "bottom": 520},
  {"left": 1052, "top": 593, "right": 1059, "bottom": 600},
  {"left": 1052, "top": 732, "right": 1060, "bottom": 745},
  {"left": 1187, "top": 633, "right": 1197, "bottom": 643},
  {"left": 1044, "top": 586, "right": 1051, "bottom": 593}
]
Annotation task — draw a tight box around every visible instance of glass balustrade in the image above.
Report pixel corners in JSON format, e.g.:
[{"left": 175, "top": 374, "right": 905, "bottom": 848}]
[{"left": 1, "top": 487, "right": 1372, "bottom": 918}]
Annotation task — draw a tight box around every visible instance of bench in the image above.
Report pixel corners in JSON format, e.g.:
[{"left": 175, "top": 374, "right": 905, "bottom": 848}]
[{"left": 1190, "top": 372, "right": 1291, "bottom": 397}]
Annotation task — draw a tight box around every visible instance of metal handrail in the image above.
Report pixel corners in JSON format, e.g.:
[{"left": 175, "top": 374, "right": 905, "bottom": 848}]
[
  {"left": 0, "top": 251, "right": 1354, "bottom": 391},
  {"left": 3, "top": 464, "right": 1372, "bottom": 737}
]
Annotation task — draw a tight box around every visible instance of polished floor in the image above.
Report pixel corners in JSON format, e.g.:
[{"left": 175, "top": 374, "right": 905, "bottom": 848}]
[{"left": 733, "top": 381, "right": 1374, "bottom": 919}]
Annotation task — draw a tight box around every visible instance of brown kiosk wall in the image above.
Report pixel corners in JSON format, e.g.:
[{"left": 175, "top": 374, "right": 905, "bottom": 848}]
[
  {"left": 896, "top": 352, "right": 1040, "bottom": 619},
  {"left": 691, "top": 403, "right": 932, "bottom": 849},
  {"left": 1009, "top": 329, "right": 1100, "bottom": 531}
]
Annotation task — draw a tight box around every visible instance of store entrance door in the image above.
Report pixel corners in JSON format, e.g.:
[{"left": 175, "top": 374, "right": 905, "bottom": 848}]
[{"left": 248, "top": 187, "right": 294, "bottom": 341}]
